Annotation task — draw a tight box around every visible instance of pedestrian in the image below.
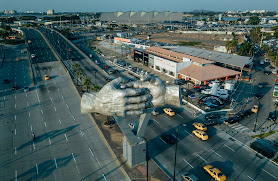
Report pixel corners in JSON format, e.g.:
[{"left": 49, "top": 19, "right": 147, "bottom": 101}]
[
  {"left": 193, "top": 111, "right": 196, "bottom": 117},
  {"left": 32, "top": 133, "right": 36, "bottom": 141}
]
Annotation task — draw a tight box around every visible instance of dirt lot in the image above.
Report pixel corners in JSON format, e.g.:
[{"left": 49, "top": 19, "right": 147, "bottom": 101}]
[{"left": 134, "top": 32, "right": 244, "bottom": 51}]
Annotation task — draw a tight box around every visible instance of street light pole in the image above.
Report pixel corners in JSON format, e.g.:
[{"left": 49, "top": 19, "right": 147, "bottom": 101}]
[
  {"left": 138, "top": 136, "right": 148, "bottom": 181},
  {"left": 173, "top": 124, "right": 186, "bottom": 181}
]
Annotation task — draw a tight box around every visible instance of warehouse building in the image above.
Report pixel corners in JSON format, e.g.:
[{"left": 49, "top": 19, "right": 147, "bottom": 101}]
[{"left": 100, "top": 11, "right": 183, "bottom": 24}]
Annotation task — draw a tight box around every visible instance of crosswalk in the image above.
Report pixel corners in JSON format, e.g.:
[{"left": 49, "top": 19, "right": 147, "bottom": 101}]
[{"left": 228, "top": 123, "right": 251, "bottom": 133}]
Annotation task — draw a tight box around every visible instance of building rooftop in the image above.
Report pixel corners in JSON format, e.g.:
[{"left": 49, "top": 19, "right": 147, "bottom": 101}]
[
  {"left": 146, "top": 47, "right": 214, "bottom": 64},
  {"left": 170, "top": 46, "right": 251, "bottom": 68},
  {"left": 178, "top": 64, "right": 241, "bottom": 81}
]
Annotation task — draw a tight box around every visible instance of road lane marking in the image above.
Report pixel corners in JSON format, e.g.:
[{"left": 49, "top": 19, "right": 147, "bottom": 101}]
[
  {"left": 61, "top": 95, "right": 64, "bottom": 99},
  {"left": 177, "top": 114, "right": 183, "bottom": 118},
  {"left": 50, "top": 97, "right": 53, "bottom": 102},
  {"left": 15, "top": 115, "right": 16, "bottom": 120},
  {"left": 72, "top": 153, "right": 77, "bottom": 163},
  {"left": 184, "top": 130, "right": 193, "bottom": 137},
  {"left": 224, "top": 144, "right": 235, "bottom": 152},
  {"left": 172, "top": 134, "right": 180, "bottom": 141},
  {"left": 27, "top": 102, "right": 29, "bottom": 107},
  {"left": 15, "top": 95, "right": 16, "bottom": 99},
  {"left": 164, "top": 116, "right": 171, "bottom": 120},
  {"left": 66, "top": 104, "right": 69, "bottom": 108},
  {"left": 54, "top": 107, "right": 56, "bottom": 111},
  {"left": 211, "top": 149, "right": 222, "bottom": 157},
  {"left": 36, "top": 164, "right": 39, "bottom": 174},
  {"left": 48, "top": 138, "right": 51, "bottom": 145},
  {"left": 26, "top": 94, "right": 27, "bottom": 97},
  {"left": 54, "top": 158, "right": 58, "bottom": 168},
  {"left": 15, "top": 129, "right": 16, "bottom": 135},
  {"left": 80, "top": 130, "right": 84, "bottom": 137},
  {"left": 44, "top": 122, "right": 47, "bottom": 127},
  {"left": 41, "top": 110, "right": 43, "bottom": 114},
  {"left": 103, "top": 174, "right": 108, "bottom": 181},
  {"left": 96, "top": 157, "right": 101, "bottom": 166},
  {"left": 29, "top": 112, "right": 30, "bottom": 117},
  {"left": 15, "top": 170, "right": 17, "bottom": 181},
  {"left": 58, "top": 119, "right": 61, "bottom": 124},
  {"left": 89, "top": 148, "right": 94, "bottom": 157},
  {"left": 15, "top": 147, "right": 17, "bottom": 155},
  {"left": 159, "top": 137, "right": 167, "bottom": 144},
  {"left": 247, "top": 175, "right": 255, "bottom": 181},
  {"left": 72, "top": 116, "right": 75, "bottom": 120},
  {"left": 262, "top": 168, "right": 277, "bottom": 179},
  {"left": 153, "top": 118, "right": 159, "bottom": 124},
  {"left": 64, "top": 134, "right": 68, "bottom": 141},
  {"left": 183, "top": 159, "right": 194, "bottom": 168},
  {"left": 30, "top": 125, "right": 32, "bottom": 131},
  {"left": 35, "top": 89, "right": 40, "bottom": 103},
  {"left": 15, "top": 104, "right": 16, "bottom": 109},
  {"left": 33, "top": 142, "right": 35, "bottom": 150},
  {"left": 196, "top": 153, "right": 208, "bottom": 163}
]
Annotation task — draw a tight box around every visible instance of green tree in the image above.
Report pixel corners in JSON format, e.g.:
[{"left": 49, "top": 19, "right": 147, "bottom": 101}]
[
  {"left": 82, "top": 78, "right": 92, "bottom": 92},
  {"left": 250, "top": 27, "right": 262, "bottom": 43},
  {"left": 249, "top": 16, "right": 259, "bottom": 25},
  {"left": 237, "top": 41, "right": 254, "bottom": 56},
  {"left": 226, "top": 40, "right": 238, "bottom": 54}
]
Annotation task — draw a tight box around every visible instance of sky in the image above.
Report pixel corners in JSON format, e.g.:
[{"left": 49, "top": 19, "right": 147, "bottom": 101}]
[{"left": 1, "top": 0, "right": 278, "bottom": 12}]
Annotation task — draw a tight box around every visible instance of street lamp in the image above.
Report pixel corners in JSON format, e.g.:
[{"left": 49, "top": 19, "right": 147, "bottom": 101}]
[
  {"left": 173, "top": 123, "right": 186, "bottom": 181},
  {"left": 138, "top": 136, "right": 148, "bottom": 181}
]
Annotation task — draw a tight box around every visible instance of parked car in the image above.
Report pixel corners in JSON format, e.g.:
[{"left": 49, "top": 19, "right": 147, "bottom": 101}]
[
  {"left": 203, "top": 165, "right": 226, "bottom": 181},
  {"left": 31, "top": 54, "right": 35, "bottom": 58},
  {"left": 235, "top": 110, "right": 252, "bottom": 119},
  {"left": 68, "top": 48, "right": 72, "bottom": 52},
  {"left": 258, "top": 82, "right": 264, "bottom": 88},
  {"left": 16, "top": 57, "right": 21, "bottom": 61},
  {"left": 161, "top": 134, "right": 175, "bottom": 144},
  {"left": 255, "top": 93, "right": 262, "bottom": 99},
  {"left": 224, "top": 117, "right": 240, "bottom": 124},
  {"left": 24, "top": 86, "right": 30, "bottom": 92},
  {"left": 108, "top": 70, "right": 115, "bottom": 74},
  {"left": 4, "top": 79, "right": 10, "bottom": 84},
  {"left": 204, "top": 119, "right": 224, "bottom": 126},
  {"left": 174, "top": 79, "right": 186, "bottom": 85},
  {"left": 192, "top": 130, "right": 208, "bottom": 141},
  {"left": 13, "top": 85, "right": 18, "bottom": 91},
  {"left": 260, "top": 60, "right": 264, "bottom": 65},
  {"left": 105, "top": 77, "right": 114, "bottom": 82},
  {"left": 264, "top": 70, "right": 271, "bottom": 75},
  {"left": 205, "top": 113, "right": 221, "bottom": 120},
  {"left": 104, "top": 65, "right": 109, "bottom": 69},
  {"left": 268, "top": 112, "right": 277, "bottom": 121},
  {"left": 44, "top": 75, "right": 50, "bottom": 80},
  {"left": 181, "top": 172, "right": 199, "bottom": 181},
  {"left": 152, "top": 108, "right": 159, "bottom": 116},
  {"left": 251, "top": 105, "right": 259, "bottom": 113}
]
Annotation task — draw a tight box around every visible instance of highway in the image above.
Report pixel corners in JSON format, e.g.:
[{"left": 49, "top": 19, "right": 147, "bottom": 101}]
[
  {"left": 0, "top": 28, "right": 128, "bottom": 181},
  {"left": 24, "top": 27, "right": 278, "bottom": 181}
]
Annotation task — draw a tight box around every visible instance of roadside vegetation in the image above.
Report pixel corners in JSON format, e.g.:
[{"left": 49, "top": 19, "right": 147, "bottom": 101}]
[{"left": 178, "top": 41, "right": 201, "bottom": 46}]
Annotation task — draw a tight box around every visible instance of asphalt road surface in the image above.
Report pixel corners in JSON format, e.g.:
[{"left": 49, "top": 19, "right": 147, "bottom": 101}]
[{"left": 0, "top": 28, "right": 128, "bottom": 181}]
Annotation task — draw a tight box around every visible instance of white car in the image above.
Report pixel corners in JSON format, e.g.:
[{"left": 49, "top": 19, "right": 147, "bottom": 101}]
[
  {"left": 260, "top": 60, "right": 264, "bottom": 65},
  {"left": 31, "top": 54, "right": 35, "bottom": 58}
]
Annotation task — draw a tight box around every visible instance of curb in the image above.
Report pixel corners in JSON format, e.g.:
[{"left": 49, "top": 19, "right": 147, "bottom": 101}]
[{"left": 34, "top": 28, "right": 131, "bottom": 181}]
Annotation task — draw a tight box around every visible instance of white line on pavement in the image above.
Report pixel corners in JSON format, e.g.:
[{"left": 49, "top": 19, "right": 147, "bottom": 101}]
[
  {"left": 80, "top": 130, "right": 84, "bottom": 137},
  {"left": 29, "top": 112, "right": 30, "bottom": 117},
  {"left": 58, "top": 119, "right": 61, "bottom": 124},
  {"left": 54, "top": 158, "right": 58, "bottom": 168},
  {"left": 15, "top": 115, "right": 16, "bottom": 120},
  {"left": 36, "top": 164, "right": 39, "bottom": 174},
  {"left": 30, "top": 125, "right": 32, "bottom": 131},
  {"left": 61, "top": 95, "right": 64, "bottom": 99},
  {"left": 35, "top": 89, "right": 40, "bottom": 103},
  {"left": 15, "top": 129, "right": 16, "bottom": 135},
  {"left": 183, "top": 159, "right": 194, "bottom": 168},
  {"left": 72, "top": 116, "right": 75, "bottom": 120},
  {"left": 262, "top": 168, "right": 277, "bottom": 179},
  {"left": 103, "top": 174, "right": 108, "bottom": 181},
  {"left": 184, "top": 130, "right": 193, "bottom": 137},
  {"left": 224, "top": 144, "right": 235, "bottom": 152},
  {"left": 33, "top": 142, "right": 35, "bottom": 150},
  {"left": 66, "top": 104, "right": 69, "bottom": 108},
  {"left": 64, "top": 134, "right": 68, "bottom": 141},
  {"left": 89, "top": 148, "right": 94, "bottom": 157},
  {"left": 177, "top": 114, "right": 183, "bottom": 118},
  {"left": 15, "top": 170, "right": 17, "bottom": 181},
  {"left": 50, "top": 97, "right": 52, "bottom": 102},
  {"left": 41, "top": 110, "right": 43, "bottom": 114},
  {"left": 48, "top": 138, "right": 51, "bottom": 145},
  {"left": 15, "top": 147, "right": 17, "bottom": 155},
  {"left": 44, "top": 122, "right": 47, "bottom": 127},
  {"left": 15, "top": 104, "right": 16, "bottom": 109},
  {"left": 211, "top": 149, "right": 222, "bottom": 157},
  {"left": 196, "top": 153, "right": 208, "bottom": 163},
  {"left": 72, "top": 153, "right": 76, "bottom": 163},
  {"left": 172, "top": 134, "right": 180, "bottom": 141},
  {"left": 26, "top": 94, "right": 27, "bottom": 97},
  {"left": 27, "top": 102, "right": 29, "bottom": 107},
  {"left": 247, "top": 175, "right": 255, "bottom": 181},
  {"left": 153, "top": 118, "right": 159, "bottom": 124},
  {"left": 159, "top": 137, "right": 167, "bottom": 144},
  {"left": 15, "top": 95, "right": 16, "bottom": 99},
  {"left": 164, "top": 116, "right": 171, "bottom": 120},
  {"left": 95, "top": 157, "right": 101, "bottom": 166}
]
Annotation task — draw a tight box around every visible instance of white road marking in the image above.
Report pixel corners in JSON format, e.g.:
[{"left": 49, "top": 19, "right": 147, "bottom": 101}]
[
  {"left": 15, "top": 170, "right": 17, "bottom": 181},
  {"left": 33, "top": 142, "right": 35, "bottom": 150},
  {"left": 164, "top": 116, "right": 171, "bottom": 120},
  {"left": 80, "top": 130, "right": 84, "bottom": 137},
  {"left": 89, "top": 148, "right": 94, "bottom": 157},
  {"left": 15, "top": 129, "right": 16, "bottom": 135},
  {"left": 184, "top": 130, "right": 193, "bottom": 137},
  {"left": 177, "top": 114, "right": 183, "bottom": 118},
  {"left": 47, "top": 90, "right": 49, "bottom": 93},
  {"left": 29, "top": 112, "right": 30, "bottom": 117},
  {"left": 66, "top": 104, "right": 69, "bottom": 108},
  {"left": 247, "top": 175, "right": 255, "bottom": 181},
  {"left": 72, "top": 153, "right": 76, "bottom": 163},
  {"left": 196, "top": 153, "right": 208, "bottom": 163},
  {"left": 103, "top": 174, "right": 108, "bottom": 181},
  {"left": 15, "top": 115, "right": 16, "bottom": 120},
  {"left": 15, "top": 104, "right": 16, "bottom": 109},
  {"left": 172, "top": 134, "right": 180, "bottom": 141},
  {"left": 15, "top": 95, "right": 16, "bottom": 99},
  {"left": 48, "top": 138, "right": 51, "bottom": 145},
  {"left": 36, "top": 164, "right": 39, "bottom": 174},
  {"left": 183, "top": 159, "right": 194, "bottom": 168},
  {"left": 72, "top": 116, "right": 75, "bottom": 120},
  {"left": 224, "top": 144, "right": 235, "bottom": 152},
  {"left": 26, "top": 102, "right": 29, "bottom": 107},
  {"left": 153, "top": 118, "right": 159, "bottom": 124},
  {"left": 35, "top": 89, "right": 40, "bottom": 103},
  {"left": 41, "top": 110, "right": 43, "bottom": 114},
  {"left": 50, "top": 97, "right": 53, "bottom": 102},
  {"left": 44, "top": 122, "right": 47, "bottom": 127},
  {"left": 15, "top": 147, "right": 17, "bottom": 155},
  {"left": 211, "top": 149, "right": 222, "bottom": 157},
  {"left": 54, "top": 158, "right": 58, "bottom": 168},
  {"left": 95, "top": 157, "right": 101, "bottom": 166},
  {"left": 262, "top": 168, "right": 277, "bottom": 179},
  {"left": 57, "top": 88, "right": 60, "bottom": 91},
  {"left": 64, "top": 134, "right": 68, "bottom": 141},
  {"left": 61, "top": 95, "right": 64, "bottom": 99},
  {"left": 58, "top": 119, "right": 61, "bottom": 124},
  {"left": 159, "top": 137, "right": 167, "bottom": 144},
  {"left": 30, "top": 125, "right": 32, "bottom": 131},
  {"left": 54, "top": 107, "right": 56, "bottom": 111}
]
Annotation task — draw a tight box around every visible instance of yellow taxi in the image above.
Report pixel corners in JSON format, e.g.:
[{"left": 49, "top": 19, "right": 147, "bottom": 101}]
[
  {"left": 28, "top": 40, "right": 32, "bottom": 43},
  {"left": 192, "top": 130, "right": 208, "bottom": 141},
  {"left": 192, "top": 122, "right": 207, "bottom": 131},
  {"left": 44, "top": 75, "right": 50, "bottom": 80},
  {"left": 203, "top": 165, "right": 226, "bottom": 181},
  {"left": 251, "top": 105, "right": 258, "bottom": 113},
  {"left": 16, "top": 57, "right": 21, "bottom": 61},
  {"left": 163, "top": 108, "right": 175, "bottom": 116}
]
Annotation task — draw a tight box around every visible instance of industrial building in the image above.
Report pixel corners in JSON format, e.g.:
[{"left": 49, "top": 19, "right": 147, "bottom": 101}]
[{"left": 100, "top": 11, "right": 183, "bottom": 24}]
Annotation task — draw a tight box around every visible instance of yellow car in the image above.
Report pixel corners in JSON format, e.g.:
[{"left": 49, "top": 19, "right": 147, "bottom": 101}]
[
  {"left": 16, "top": 57, "right": 21, "bottom": 61},
  {"left": 203, "top": 165, "right": 226, "bottom": 181},
  {"left": 192, "top": 122, "right": 207, "bottom": 131},
  {"left": 28, "top": 40, "right": 32, "bottom": 43},
  {"left": 44, "top": 75, "right": 50, "bottom": 80},
  {"left": 192, "top": 130, "right": 208, "bottom": 141},
  {"left": 163, "top": 108, "right": 175, "bottom": 116},
  {"left": 251, "top": 105, "right": 258, "bottom": 113}
]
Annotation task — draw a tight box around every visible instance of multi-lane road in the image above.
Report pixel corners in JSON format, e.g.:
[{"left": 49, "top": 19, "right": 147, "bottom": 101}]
[{"left": 0, "top": 28, "right": 128, "bottom": 181}]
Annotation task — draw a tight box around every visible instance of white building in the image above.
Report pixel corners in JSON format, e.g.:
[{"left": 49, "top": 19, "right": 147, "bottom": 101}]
[
  {"left": 47, "top": 9, "right": 54, "bottom": 15},
  {"left": 268, "top": 20, "right": 278, "bottom": 24}
]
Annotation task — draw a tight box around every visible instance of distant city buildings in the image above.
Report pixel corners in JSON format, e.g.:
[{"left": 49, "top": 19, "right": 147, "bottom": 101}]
[
  {"left": 3, "top": 10, "right": 17, "bottom": 15},
  {"left": 47, "top": 9, "right": 54, "bottom": 15}
]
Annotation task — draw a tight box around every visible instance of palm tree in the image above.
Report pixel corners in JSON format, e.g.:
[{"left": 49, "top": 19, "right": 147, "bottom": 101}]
[
  {"left": 76, "top": 69, "right": 84, "bottom": 86},
  {"left": 91, "top": 84, "right": 101, "bottom": 92},
  {"left": 225, "top": 41, "right": 231, "bottom": 54},
  {"left": 82, "top": 78, "right": 92, "bottom": 92},
  {"left": 72, "top": 63, "right": 80, "bottom": 73}
]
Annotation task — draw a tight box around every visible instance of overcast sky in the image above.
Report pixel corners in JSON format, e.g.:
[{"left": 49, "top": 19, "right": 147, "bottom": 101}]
[{"left": 1, "top": 0, "right": 278, "bottom": 12}]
